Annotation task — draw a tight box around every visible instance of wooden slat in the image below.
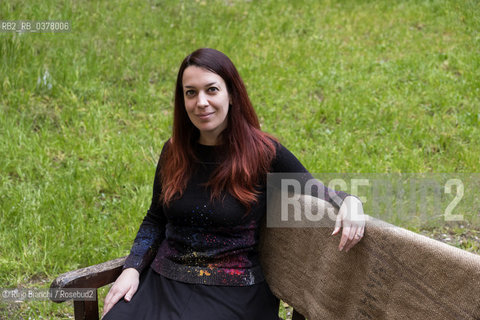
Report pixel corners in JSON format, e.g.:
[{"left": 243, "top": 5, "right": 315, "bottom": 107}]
[{"left": 73, "top": 296, "right": 99, "bottom": 320}]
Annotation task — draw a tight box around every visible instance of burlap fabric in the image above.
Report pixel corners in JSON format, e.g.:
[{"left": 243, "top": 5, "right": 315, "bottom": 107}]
[{"left": 259, "top": 195, "right": 480, "bottom": 320}]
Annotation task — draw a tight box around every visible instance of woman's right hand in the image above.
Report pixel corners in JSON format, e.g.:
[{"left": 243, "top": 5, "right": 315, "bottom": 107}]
[{"left": 102, "top": 268, "right": 140, "bottom": 318}]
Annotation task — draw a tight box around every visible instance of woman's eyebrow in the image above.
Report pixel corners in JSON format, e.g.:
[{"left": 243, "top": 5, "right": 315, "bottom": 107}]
[{"left": 184, "top": 82, "right": 219, "bottom": 89}]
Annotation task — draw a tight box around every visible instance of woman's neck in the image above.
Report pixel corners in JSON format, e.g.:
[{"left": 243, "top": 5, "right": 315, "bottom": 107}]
[{"left": 198, "top": 133, "right": 222, "bottom": 146}]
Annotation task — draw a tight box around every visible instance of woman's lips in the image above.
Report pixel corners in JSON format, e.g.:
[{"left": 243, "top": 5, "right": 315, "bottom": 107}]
[{"left": 197, "top": 112, "right": 214, "bottom": 120}]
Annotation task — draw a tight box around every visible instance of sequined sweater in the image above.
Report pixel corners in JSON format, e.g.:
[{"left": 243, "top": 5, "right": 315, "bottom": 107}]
[{"left": 123, "top": 140, "right": 350, "bottom": 286}]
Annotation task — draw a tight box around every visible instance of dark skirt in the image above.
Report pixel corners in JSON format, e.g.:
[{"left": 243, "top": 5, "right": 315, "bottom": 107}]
[{"left": 102, "top": 266, "right": 281, "bottom": 320}]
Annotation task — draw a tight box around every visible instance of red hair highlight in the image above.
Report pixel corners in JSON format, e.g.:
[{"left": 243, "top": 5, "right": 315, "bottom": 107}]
[{"left": 160, "top": 48, "right": 277, "bottom": 210}]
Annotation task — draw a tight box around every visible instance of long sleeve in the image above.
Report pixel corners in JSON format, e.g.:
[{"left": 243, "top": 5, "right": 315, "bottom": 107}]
[
  {"left": 123, "top": 143, "right": 168, "bottom": 274},
  {"left": 270, "top": 142, "right": 350, "bottom": 208}
]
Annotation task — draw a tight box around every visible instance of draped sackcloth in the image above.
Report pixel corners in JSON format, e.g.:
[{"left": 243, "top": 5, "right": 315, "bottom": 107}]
[{"left": 259, "top": 194, "right": 480, "bottom": 320}]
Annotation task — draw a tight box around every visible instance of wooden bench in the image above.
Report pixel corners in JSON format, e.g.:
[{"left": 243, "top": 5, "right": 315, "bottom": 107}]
[
  {"left": 50, "top": 256, "right": 306, "bottom": 320},
  {"left": 49, "top": 195, "right": 480, "bottom": 319}
]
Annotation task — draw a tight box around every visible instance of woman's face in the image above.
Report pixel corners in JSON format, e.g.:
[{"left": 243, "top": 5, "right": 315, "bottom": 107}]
[{"left": 182, "top": 66, "right": 231, "bottom": 146}]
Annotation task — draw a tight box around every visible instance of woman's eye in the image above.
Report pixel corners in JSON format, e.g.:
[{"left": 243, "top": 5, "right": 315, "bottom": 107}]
[
  {"left": 207, "top": 87, "right": 218, "bottom": 93},
  {"left": 185, "top": 90, "right": 195, "bottom": 97}
]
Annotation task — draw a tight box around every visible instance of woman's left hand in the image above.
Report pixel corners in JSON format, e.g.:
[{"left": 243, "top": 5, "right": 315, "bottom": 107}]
[{"left": 331, "top": 196, "right": 365, "bottom": 252}]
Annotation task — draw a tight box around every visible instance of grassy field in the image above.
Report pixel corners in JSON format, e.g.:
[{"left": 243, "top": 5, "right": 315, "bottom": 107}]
[{"left": 1, "top": 0, "right": 479, "bottom": 318}]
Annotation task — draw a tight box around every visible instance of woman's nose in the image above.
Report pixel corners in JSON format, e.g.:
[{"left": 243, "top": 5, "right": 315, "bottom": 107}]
[{"left": 197, "top": 91, "right": 208, "bottom": 107}]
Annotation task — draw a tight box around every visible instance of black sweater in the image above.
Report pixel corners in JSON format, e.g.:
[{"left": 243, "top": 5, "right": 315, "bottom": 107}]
[{"left": 123, "top": 141, "right": 349, "bottom": 286}]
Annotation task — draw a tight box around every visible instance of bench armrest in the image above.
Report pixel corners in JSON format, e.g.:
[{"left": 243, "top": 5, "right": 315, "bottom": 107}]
[
  {"left": 50, "top": 256, "right": 127, "bottom": 301},
  {"left": 49, "top": 256, "right": 127, "bottom": 320}
]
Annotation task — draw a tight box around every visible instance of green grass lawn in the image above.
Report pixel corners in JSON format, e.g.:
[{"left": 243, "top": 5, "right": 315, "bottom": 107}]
[{"left": 1, "top": 0, "right": 479, "bottom": 318}]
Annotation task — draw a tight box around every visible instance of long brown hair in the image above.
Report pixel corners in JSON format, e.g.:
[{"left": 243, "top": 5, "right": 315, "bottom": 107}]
[{"left": 160, "top": 48, "right": 277, "bottom": 209}]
